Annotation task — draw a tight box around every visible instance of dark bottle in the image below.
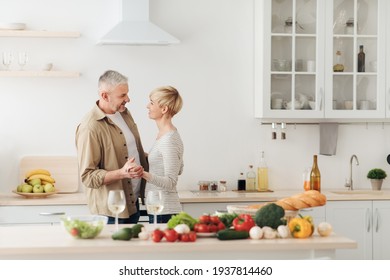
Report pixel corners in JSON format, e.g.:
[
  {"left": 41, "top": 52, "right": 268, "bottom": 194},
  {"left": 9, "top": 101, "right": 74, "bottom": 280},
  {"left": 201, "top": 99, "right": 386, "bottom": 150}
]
[
  {"left": 237, "top": 172, "right": 246, "bottom": 191},
  {"left": 310, "top": 155, "right": 321, "bottom": 192},
  {"left": 358, "top": 45, "right": 365, "bottom": 72}
]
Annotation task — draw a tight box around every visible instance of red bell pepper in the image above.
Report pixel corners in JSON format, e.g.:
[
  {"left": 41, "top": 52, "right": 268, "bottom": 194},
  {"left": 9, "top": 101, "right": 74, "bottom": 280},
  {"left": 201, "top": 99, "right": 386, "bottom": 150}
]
[{"left": 232, "top": 214, "right": 255, "bottom": 232}]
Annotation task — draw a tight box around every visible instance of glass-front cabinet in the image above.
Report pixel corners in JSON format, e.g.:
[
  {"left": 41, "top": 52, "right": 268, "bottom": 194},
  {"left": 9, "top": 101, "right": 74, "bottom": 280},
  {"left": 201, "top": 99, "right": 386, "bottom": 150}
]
[
  {"left": 325, "top": 0, "right": 385, "bottom": 118},
  {"left": 255, "top": 0, "right": 386, "bottom": 121}
]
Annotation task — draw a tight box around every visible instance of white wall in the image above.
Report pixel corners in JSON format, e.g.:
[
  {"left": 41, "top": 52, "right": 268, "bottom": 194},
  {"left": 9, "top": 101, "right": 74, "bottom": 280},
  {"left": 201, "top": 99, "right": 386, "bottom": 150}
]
[{"left": 1, "top": 0, "right": 389, "bottom": 194}]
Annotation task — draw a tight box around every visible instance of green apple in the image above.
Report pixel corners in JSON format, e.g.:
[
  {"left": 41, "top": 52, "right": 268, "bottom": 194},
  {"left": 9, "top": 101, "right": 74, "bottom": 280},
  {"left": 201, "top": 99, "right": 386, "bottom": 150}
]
[
  {"left": 21, "top": 183, "right": 33, "bottom": 193},
  {"left": 44, "top": 183, "right": 56, "bottom": 193},
  {"left": 33, "top": 184, "right": 44, "bottom": 193},
  {"left": 28, "top": 178, "right": 41, "bottom": 186},
  {"left": 16, "top": 184, "right": 24, "bottom": 192}
]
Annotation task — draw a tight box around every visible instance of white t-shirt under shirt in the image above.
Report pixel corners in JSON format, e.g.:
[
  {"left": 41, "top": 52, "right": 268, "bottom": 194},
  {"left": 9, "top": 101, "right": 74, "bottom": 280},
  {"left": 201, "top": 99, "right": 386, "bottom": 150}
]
[{"left": 106, "top": 112, "right": 141, "bottom": 199}]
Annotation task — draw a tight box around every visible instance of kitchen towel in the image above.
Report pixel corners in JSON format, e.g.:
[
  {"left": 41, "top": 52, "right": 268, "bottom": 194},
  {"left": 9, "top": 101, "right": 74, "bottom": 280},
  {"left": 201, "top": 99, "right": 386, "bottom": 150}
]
[{"left": 319, "top": 123, "right": 339, "bottom": 156}]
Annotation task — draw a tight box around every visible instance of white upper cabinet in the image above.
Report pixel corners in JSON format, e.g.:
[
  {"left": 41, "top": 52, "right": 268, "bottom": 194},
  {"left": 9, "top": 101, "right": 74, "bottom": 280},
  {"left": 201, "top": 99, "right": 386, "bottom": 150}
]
[
  {"left": 325, "top": 0, "right": 386, "bottom": 119},
  {"left": 255, "top": 0, "right": 387, "bottom": 122}
]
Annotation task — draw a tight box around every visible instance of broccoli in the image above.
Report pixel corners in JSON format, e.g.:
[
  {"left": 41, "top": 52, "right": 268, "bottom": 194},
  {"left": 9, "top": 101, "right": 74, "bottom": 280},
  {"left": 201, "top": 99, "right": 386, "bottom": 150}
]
[{"left": 255, "top": 203, "right": 286, "bottom": 229}]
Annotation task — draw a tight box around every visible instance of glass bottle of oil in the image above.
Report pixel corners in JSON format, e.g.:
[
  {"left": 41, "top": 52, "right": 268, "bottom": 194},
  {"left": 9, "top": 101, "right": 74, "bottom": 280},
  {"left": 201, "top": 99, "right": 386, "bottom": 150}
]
[
  {"left": 257, "top": 151, "right": 269, "bottom": 192},
  {"left": 246, "top": 165, "right": 256, "bottom": 191},
  {"left": 310, "top": 155, "right": 321, "bottom": 192},
  {"left": 333, "top": 50, "right": 344, "bottom": 72}
]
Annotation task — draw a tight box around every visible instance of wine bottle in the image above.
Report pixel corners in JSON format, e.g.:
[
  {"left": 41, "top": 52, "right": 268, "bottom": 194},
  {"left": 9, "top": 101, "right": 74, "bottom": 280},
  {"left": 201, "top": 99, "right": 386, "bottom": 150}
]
[
  {"left": 257, "top": 151, "right": 269, "bottom": 192},
  {"left": 246, "top": 165, "right": 256, "bottom": 191},
  {"left": 358, "top": 45, "right": 365, "bottom": 72},
  {"left": 310, "top": 155, "right": 321, "bottom": 192}
]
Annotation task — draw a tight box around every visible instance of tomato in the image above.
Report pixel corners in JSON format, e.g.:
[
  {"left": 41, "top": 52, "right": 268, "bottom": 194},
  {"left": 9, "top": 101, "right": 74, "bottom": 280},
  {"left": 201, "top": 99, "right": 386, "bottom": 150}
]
[
  {"left": 193, "top": 223, "right": 200, "bottom": 232},
  {"left": 152, "top": 229, "right": 164, "bottom": 242},
  {"left": 188, "top": 231, "right": 197, "bottom": 242},
  {"left": 210, "top": 215, "right": 220, "bottom": 224},
  {"left": 70, "top": 228, "right": 79, "bottom": 237},
  {"left": 195, "top": 223, "right": 209, "bottom": 233},
  {"left": 179, "top": 234, "right": 190, "bottom": 242},
  {"left": 164, "top": 229, "right": 179, "bottom": 242},
  {"left": 208, "top": 224, "right": 218, "bottom": 233},
  {"left": 198, "top": 215, "right": 210, "bottom": 224},
  {"left": 217, "top": 221, "right": 226, "bottom": 230}
]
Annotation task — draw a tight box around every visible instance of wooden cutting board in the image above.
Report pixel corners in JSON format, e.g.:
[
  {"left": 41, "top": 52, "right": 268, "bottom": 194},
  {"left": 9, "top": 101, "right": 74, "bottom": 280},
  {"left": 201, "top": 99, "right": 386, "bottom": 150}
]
[{"left": 19, "top": 156, "right": 80, "bottom": 193}]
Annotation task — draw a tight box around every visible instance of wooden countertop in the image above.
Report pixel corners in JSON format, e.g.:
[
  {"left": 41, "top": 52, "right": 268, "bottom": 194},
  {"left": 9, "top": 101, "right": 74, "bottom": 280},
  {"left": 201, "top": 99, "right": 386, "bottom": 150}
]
[
  {"left": 1, "top": 189, "right": 390, "bottom": 206},
  {"left": 0, "top": 223, "right": 357, "bottom": 260}
]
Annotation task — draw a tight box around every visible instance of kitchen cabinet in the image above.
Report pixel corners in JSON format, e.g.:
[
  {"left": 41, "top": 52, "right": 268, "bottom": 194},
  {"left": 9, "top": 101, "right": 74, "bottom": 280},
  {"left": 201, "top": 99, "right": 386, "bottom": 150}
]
[
  {"left": 254, "top": 0, "right": 386, "bottom": 121},
  {"left": 325, "top": 200, "right": 390, "bottom": 259},
  {"left": 0, "top": 205, "right": 89, "bottom": 226}
]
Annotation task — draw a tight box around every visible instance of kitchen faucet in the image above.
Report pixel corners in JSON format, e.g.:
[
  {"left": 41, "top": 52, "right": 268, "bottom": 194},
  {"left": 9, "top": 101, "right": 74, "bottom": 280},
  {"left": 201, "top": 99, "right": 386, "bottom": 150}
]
[{"left": 345, "top": 154, "right": 359, "bottom": 190}]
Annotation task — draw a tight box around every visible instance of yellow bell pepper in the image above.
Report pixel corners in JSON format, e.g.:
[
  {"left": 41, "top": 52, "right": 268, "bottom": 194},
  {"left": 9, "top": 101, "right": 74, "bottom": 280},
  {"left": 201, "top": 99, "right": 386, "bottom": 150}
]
[
  {"left": 288, "top": 217, "right": 313, "bottom": 238},
  {"left": 302, "top": 215, "right": 314, "bottom": 237}
]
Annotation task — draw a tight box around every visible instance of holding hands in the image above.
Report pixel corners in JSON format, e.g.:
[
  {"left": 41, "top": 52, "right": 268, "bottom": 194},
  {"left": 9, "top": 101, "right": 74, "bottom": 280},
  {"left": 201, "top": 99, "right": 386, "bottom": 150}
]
[{"left": 123, "top": 158, "right": 143, "bottom": 178}]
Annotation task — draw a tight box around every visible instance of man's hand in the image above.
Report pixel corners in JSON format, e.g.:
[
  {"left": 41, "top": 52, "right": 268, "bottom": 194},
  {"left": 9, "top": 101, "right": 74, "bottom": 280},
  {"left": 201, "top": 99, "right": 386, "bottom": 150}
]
[{"left": 123, "top": 158, "right": 143, "bottom": 178}]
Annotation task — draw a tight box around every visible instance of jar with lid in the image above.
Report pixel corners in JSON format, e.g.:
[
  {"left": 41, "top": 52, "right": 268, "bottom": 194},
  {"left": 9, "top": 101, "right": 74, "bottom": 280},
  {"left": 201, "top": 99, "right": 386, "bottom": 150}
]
[
  {"left": 218, "top": 180, "right": 227, "bottom": 192},
  {"left": 210, "top": 181, "right": 218, "bottom": 191},
  {"left": 345, "top": 18, "right": 354, "bottom": 35}
]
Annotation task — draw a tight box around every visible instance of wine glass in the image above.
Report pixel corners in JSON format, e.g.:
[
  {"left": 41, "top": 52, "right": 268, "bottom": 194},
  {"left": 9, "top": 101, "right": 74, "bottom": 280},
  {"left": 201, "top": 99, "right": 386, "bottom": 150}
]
[
  {"left": 146, "top": 190, "right": 164, "bottom": 228},
  {"left": 2, "top": 51, "right": 13, "bottom": 70},
  {"left": 18, "top": 52, "right": 28, "bottom": 70},
  {"left": 107, "top": 190, "right": 126, "bottom": 232}
]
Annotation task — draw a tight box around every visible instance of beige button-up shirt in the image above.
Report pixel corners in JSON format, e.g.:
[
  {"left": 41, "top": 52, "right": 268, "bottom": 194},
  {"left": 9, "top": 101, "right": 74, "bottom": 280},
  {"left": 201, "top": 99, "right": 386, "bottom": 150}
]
[{"left": 75, "top": 102, "right": 148, "bottom": 218}]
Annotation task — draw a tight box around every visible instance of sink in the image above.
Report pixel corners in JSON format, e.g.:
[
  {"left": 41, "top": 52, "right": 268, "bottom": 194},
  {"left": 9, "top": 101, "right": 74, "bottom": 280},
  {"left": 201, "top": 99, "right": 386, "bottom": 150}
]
[{"left": 330, "top": 190, "right": 383, "bottom": 195}]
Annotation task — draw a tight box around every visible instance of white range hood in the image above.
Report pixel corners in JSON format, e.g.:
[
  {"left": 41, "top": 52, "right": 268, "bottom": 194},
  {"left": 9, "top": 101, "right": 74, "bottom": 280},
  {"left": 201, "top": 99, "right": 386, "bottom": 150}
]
[{"left": 98, "top": 0, "right": 180, "bottom": 45}]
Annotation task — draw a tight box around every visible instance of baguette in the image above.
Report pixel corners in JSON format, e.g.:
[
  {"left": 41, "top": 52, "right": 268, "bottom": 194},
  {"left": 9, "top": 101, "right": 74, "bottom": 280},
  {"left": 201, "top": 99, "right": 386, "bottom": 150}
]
[
  {"left": 247, "top": 190, "right": 326, "bottom": 211},
  {"left": 275, "top": 190, "right": 326, "bottom": 211}
]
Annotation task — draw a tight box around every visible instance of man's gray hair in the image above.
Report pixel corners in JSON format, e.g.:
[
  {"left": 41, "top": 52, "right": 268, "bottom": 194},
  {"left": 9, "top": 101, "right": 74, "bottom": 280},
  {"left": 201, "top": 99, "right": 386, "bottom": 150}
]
[{"left": 98, "top": 70, "right": 128, "bottom": 92}]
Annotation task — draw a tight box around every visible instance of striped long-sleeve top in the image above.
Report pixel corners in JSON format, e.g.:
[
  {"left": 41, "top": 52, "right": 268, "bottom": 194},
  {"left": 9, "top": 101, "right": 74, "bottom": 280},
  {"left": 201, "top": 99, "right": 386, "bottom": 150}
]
[{"left": 145, "top": 130, "right": 184, "bottom": 214}]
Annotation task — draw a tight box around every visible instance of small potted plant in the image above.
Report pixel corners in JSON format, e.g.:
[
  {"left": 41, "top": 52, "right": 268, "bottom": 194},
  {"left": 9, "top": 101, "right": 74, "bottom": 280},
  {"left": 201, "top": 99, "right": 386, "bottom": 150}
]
[{"left": 367, "top": 168, "right": 387, "bottom": 190}]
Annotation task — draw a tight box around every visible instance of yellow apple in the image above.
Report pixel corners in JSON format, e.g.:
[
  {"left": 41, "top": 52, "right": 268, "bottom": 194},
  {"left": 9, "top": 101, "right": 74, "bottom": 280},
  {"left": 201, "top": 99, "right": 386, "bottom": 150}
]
[
  {"left": 33, "top": 184, "right": 44, "bottom": 193},
  {"left": 44, "top": 183, "right": 56, "bottom": 193},
  {"left": 21, "top": 184, "right": 33, "bottom": 193}
]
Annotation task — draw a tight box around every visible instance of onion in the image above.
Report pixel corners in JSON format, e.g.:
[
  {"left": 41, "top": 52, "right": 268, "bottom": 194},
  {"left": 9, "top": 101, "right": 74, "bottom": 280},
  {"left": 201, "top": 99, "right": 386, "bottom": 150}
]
[{"left": 317, "top": 222, "right": 333, "bottom": 237}]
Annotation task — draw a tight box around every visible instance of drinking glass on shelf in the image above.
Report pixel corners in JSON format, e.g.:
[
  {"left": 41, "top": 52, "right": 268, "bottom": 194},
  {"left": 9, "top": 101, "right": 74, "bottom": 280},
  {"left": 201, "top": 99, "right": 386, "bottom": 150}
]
[
  {"left": 146, "top": 190, "right": 164, "bottom": 229},
  {"left": 2, "top": 51, "right": 13, "bottom": 70},
  {"left": 107, "top": 190, "right": 126, "bottom": 232},
  {"left": 18, "top": 52, "right": 28, "bottom": 70}
]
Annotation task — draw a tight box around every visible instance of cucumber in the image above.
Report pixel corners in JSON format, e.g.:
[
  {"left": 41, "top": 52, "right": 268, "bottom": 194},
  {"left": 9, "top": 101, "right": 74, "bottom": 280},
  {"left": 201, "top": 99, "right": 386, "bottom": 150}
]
[
  {"left": 216, "top": 229, "right": 249, "bottom": 240},
  {"left": 112, "top": 227, "right": 133, "bottom": 241},
  {"left": 131, "top": 224, "right": 144, "bottom": 238}
]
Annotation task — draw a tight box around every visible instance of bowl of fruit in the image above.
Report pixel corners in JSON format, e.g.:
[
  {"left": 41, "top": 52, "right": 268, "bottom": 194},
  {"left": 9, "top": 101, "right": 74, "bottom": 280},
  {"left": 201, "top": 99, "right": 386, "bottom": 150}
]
[{"left": 61, "top": 215, "right": 108, "bottom": 239}]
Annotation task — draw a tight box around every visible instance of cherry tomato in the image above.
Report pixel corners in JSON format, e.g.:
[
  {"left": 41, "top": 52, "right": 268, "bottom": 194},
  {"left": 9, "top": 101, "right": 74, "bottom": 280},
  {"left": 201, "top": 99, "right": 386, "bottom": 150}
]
[
  {"left": 210, "top": 215, "right": 220, "bottom": 224},
  {"left": 164, "top": 229, "right": 179, "bottom": 242},
  {"left": 199, "top": 215, "right": 211, "bottom": 224},
  {"left": 179, "top": 234, "right": 190, "bottom": 242},
  {"left": 152, "top": 229, "right": 164, "bottom": 242},
  {"left": 208, "top": 224, "right": 218, "bottom": 233},
  {"left": 195, "top": 223, "right": 209, "bottom": 233},
  {"left": 188, "top": 231, "right": 197, "bottom": 242},
  {"left": 217, "top": 221, "right": 226, "bottom": 230},
  {"left": 70, "top": 228, "right": 79, "bottom": 237}
]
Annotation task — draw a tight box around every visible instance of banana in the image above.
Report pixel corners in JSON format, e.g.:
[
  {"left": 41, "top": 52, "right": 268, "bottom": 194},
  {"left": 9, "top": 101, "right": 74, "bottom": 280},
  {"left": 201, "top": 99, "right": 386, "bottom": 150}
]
[
  {"left": 27, "top": 174, "right": 55, "bottom": 184},
  {"left": 25, "top": 169, "right": 51, "bottom": 179}
]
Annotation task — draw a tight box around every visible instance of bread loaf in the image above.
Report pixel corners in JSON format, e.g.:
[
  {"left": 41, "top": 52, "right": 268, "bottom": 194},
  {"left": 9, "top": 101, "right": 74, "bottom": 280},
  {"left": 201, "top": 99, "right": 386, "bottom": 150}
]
[
  {"left": 275, "top": 190, "right": 326, "bottom": 210},
  {"left": 247, "top": 190, "right": 326, "bottom": 211}
]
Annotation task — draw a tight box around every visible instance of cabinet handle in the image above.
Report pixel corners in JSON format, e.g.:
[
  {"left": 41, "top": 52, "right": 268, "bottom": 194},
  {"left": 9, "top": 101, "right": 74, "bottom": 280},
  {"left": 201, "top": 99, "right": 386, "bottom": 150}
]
[
  {"left": 366, "top": 208, "right": 371, "bottom": 232},
  {"left": 39, "top": 212, "right": 66, "bottom": 216},
  {"left": 375, "top": 208, "right": 379, "bottom": 233},
  {"left": 319, "top": 88, "right": 324, "bottom": 110}
]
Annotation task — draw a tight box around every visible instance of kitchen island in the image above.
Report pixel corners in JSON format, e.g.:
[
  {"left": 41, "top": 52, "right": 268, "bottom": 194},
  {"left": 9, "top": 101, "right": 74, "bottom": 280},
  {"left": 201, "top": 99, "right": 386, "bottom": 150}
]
[{"left": 0, "top": 224, "right": 356, "bottom": 260}]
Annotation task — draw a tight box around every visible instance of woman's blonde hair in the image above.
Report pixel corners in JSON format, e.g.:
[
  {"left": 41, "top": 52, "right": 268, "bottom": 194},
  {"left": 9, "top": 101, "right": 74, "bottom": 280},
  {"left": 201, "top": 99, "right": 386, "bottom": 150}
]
[{"left": 150, "top": 86, "right": 183, "bottom": 117}]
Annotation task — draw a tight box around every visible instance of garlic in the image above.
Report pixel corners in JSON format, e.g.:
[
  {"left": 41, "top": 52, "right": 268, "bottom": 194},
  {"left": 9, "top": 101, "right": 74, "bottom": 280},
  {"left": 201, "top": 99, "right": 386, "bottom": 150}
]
[
  {"left": 138, "top": 227, "right": 150, "bottom": 240},
  {"left": 249, "top": 226, "right": 263, "bottom": 240}
]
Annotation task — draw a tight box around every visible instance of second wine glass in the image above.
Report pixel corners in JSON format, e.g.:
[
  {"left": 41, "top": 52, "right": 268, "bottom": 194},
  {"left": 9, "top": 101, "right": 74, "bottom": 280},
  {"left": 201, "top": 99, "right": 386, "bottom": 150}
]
[
  {"left": 107, "top": 190, "right": 126, "bottom": 232},
  {"left": 146, "top": 190, "right": 164, "bottom": 228}
]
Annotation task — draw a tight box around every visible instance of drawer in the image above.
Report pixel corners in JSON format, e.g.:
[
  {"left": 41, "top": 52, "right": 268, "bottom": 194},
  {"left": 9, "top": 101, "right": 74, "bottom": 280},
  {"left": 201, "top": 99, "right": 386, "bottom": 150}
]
[{"left": 0, "top": 205, "right": 89, "bottom": 225}]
